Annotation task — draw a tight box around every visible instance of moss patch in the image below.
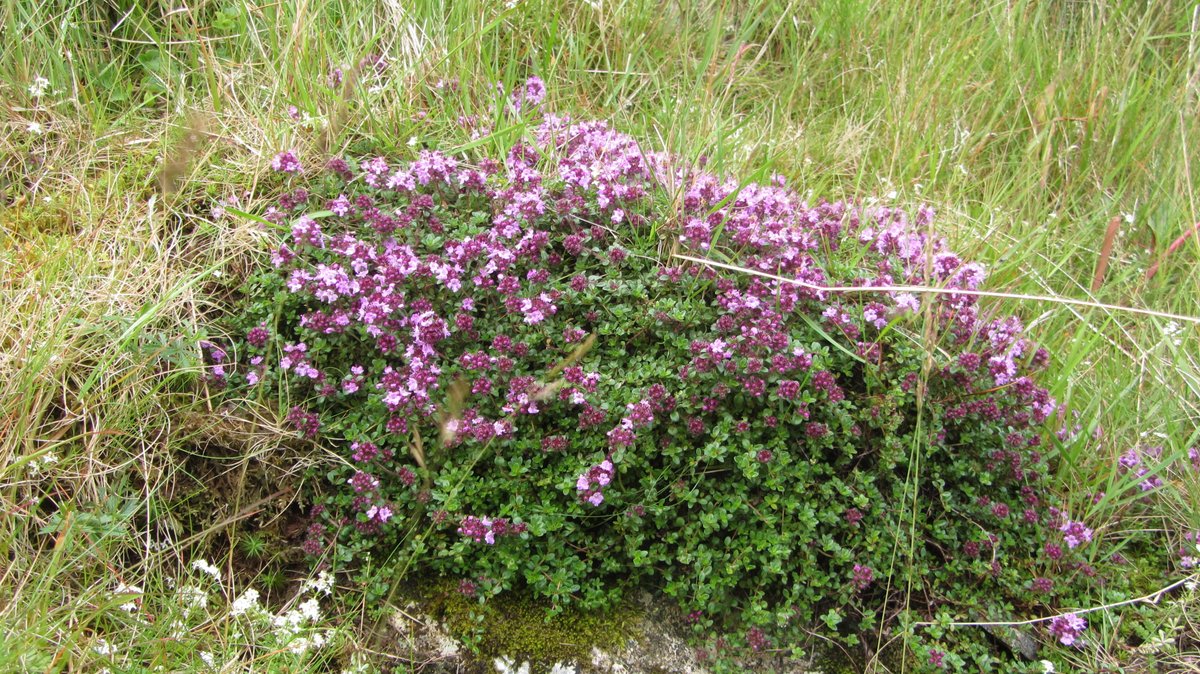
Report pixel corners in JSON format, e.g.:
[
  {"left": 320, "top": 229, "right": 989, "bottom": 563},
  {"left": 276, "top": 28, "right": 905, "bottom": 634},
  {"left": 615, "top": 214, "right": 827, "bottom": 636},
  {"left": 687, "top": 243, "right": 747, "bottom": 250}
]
[{"left": 415, "top": 578, "right": 641, "bottom": 670}]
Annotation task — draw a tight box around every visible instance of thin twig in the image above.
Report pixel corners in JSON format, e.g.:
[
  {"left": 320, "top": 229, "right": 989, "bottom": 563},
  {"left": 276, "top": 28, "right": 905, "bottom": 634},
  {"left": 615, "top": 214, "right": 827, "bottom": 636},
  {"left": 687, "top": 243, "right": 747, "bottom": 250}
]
[
  {"left": 673, "top": 254, "right": 1200, "bottom": 324},
  {"left": 912, "top": 573, "right": 1197, "bottom": 628}
]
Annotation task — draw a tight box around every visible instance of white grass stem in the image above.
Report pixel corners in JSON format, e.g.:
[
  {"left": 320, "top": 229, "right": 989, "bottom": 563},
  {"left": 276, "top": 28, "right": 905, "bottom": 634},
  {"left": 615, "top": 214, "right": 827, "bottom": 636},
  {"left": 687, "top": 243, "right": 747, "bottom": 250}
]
[{"left": 673, "top": 254, "right": 1200, "bottom": 325}]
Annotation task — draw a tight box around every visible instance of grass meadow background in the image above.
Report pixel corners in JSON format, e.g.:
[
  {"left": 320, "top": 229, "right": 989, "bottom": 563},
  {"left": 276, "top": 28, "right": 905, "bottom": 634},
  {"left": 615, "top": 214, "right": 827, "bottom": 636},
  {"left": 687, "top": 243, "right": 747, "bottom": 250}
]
[{"left": 2, "top": 0, "right": 1199, "bottom": 671}]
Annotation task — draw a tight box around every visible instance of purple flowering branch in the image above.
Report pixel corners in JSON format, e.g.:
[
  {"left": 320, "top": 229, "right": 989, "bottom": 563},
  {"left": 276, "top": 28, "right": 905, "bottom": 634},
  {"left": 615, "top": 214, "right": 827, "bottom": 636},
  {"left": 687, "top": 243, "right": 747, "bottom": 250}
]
[{"left": 673, "top": 254, "right": 1200, "bottom": 325}]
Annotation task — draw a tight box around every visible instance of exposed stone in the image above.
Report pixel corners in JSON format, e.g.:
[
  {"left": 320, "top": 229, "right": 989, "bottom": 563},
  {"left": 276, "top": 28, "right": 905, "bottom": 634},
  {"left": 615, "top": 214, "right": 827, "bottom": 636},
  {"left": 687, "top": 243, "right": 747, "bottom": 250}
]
[{"left": 389, "top": 602, "right": 466, "bottom": 671}]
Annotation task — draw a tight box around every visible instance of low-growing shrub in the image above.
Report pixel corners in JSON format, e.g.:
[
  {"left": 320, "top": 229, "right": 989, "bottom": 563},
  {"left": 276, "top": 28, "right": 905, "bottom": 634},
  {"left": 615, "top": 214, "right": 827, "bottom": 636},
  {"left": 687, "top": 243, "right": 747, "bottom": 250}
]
[{"left": 214, "top": 79, "right": 1143, "bottom": 670}]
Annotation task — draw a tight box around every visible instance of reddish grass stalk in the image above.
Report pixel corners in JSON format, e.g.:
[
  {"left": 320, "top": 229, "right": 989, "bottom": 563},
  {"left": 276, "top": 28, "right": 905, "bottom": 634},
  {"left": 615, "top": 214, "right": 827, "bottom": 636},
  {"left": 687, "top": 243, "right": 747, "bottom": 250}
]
[
  {"left": 1091, "top": 216, "right": 1121, "bottom": 292},
  {"left": 1145, "top": 221, "right": 1200, "bottom": 281}
]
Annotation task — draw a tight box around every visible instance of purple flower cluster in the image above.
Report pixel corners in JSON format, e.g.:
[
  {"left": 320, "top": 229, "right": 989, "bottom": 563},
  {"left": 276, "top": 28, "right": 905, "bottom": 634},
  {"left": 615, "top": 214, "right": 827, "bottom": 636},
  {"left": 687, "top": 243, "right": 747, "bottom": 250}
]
[
  {"left": 1178, "top": 531, "right": 1199, "bottom": 569},
  {"left": 1117, "top": 444, "right": 1166, "bottom": 492},
  {"left": 287, "top": 405, "right": 319, "bottom": 438},
  {"left": 510, "top": 76, "right": 546, "bottom": 114},
  {"left": 458, "top": 515, "right": 526, "bottom": 544},
  {"left": 745, "top": 627, "right": 770, "bottom": 651},
  {"left": 200, "top": 340, "right": 228, "bottom": 387},
  {"left": 851, "top": 563, "right": 874, "bottom": 590},
  {"left": 1047, "top": 612, "right": 1087, "bottom": 646},
  {"left": 1059, "top": 519, "right": 1094, "bottom": 549},
  {"left": 576, "top": 458, "right": 615, "bottom": 506},
  {"left": 271, "top": 150, "right": 303, "bottom": 174}
]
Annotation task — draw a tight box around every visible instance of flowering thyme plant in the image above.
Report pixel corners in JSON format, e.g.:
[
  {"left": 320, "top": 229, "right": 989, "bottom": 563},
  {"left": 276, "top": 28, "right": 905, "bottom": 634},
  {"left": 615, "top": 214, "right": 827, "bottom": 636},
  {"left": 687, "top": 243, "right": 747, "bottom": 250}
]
[{"left": 215, "top": 78, "right": 1149, "bottom": 669}]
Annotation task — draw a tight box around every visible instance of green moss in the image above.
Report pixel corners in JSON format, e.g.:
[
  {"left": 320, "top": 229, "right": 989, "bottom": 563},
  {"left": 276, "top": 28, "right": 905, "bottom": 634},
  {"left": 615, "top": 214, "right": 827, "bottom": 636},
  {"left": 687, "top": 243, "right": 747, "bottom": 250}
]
[{"left": 417, "top": 578, "right": 641, "bottom": 670}]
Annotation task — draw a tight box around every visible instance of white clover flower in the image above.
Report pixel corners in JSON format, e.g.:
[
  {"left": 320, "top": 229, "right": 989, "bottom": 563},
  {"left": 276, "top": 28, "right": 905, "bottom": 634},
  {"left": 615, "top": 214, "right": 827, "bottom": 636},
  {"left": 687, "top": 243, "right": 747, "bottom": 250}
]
[
  {"left": 191, "top": 559, "right": 222, "bottom": 581},
  {"left": 29, "top": 76, "right": 50, "bottom": 98},
  {"left": 230, "top": 588, "right": 260, "bottom": 616}
]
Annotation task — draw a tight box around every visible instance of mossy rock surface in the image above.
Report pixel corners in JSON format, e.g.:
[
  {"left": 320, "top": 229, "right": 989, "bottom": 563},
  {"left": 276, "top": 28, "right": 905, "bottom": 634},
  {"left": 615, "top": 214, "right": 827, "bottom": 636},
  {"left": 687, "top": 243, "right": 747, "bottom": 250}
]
[
  {"left": 394, "top": 580, "right": 874, "bottom": 673},
  {"left": 411, "top": 577, "right": 640, "bottom": 671}
]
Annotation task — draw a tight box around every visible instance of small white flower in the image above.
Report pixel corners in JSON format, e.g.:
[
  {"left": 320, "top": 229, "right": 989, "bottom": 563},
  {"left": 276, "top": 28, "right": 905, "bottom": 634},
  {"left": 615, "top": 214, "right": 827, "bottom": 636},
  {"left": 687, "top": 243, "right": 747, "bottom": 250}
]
[
  {"left": 230, "top": 588, "right": 260, "bottom": 616},
  {"left": 1040, "top": 660, "right": 1055, "bottom": 673},
  {"left": 29, "top": 76, "right": 50, "bottom": 98},
  {"left": 199, "top": 651, "right": 215, "bottom": 668},
  {"left": 1162, "top": 321, "right": 1184, "bottom": 346},
  {"left": 288, "top": 637, "right": 312, "bottom": 654},
  {"left": 28, "top": 451, "right": 59, "bottom": 476},
  {"left": 27, "top": 121, "right": 43, "bottom": 135},
  {"left": 407, "top": 136, "right": 419, "bottom": 147},
  {"left": 191, "top": 559, "right": 221, "bottom": 581},
  {"left": 1123, "top": 211, "right": 1134, "bottom": 224},
  {"left": 114, "top": 583, "right": 143, "bottom": 612},
  {"left": 93, "top": 637, "right": 118, "bottom": 656},
  {"left": 301, "top": 570, "right": 334, "bottom": 596},
  {"left": 178, "top": 584, "right": 209, "bottom": 610},
  {"left": 297, "top": 597, "right": 321, "bottom": 622},
  {"left": 273, "top": 608, "right": 305, "bottom": 633}
]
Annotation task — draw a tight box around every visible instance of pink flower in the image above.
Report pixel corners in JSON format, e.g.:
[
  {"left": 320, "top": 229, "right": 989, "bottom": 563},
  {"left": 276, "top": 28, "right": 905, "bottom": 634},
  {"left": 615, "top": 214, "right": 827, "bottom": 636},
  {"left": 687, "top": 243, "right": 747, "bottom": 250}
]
[
  {"left": 1059, "top": 520, "right": 1093, "bottom": 549},
  {"left": 271, "top": 150, "right": 302, "bottom": 174},
  {"left": 1047, "top": 613, "right": 1087, "bottom": 646}
]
